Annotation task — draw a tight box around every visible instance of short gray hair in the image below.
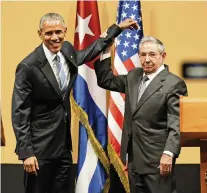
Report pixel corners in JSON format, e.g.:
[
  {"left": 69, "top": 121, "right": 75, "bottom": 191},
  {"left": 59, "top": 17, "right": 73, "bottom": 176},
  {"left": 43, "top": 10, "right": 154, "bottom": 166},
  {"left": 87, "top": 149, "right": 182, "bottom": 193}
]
[
  {"left": 39, "top": 13, "right": 66, "bottom": 30},
  {"left": 139, "top": 36, "right": 165, "bottom": 53}
]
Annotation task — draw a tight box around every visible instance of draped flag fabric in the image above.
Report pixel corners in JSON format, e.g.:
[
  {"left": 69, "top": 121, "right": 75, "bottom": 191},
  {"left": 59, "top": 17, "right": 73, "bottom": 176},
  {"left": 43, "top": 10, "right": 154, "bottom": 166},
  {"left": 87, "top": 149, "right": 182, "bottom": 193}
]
[
  {"left": 72, "top": 1, "right": 109, "bottom": 193},
  {"left": 107, "top": 1, "right": 144, "bottom": 192}
]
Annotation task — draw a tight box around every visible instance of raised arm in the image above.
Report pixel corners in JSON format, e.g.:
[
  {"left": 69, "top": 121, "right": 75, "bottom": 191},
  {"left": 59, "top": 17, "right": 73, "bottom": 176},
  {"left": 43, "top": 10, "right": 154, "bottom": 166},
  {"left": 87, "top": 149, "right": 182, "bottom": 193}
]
[
  {"left": 75, "top": 19, "right": 138, "bottom": 66},
  {"left": 94, "top": 56, "right": 127, "bottom": 93}
]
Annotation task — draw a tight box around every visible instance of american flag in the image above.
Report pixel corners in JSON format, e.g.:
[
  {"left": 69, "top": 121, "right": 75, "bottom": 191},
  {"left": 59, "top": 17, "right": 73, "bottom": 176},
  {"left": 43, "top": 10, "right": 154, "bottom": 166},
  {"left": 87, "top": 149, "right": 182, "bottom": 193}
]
[{"left": 108, "top": 0, "right": 143, "bottom": 192}]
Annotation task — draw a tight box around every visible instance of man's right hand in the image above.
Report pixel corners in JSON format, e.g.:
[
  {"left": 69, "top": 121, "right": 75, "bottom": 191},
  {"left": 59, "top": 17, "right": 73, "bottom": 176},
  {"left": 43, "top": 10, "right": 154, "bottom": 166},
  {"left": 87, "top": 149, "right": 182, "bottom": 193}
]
[{"left": 23, "top": 156, "right": 39, "bottom": 175}]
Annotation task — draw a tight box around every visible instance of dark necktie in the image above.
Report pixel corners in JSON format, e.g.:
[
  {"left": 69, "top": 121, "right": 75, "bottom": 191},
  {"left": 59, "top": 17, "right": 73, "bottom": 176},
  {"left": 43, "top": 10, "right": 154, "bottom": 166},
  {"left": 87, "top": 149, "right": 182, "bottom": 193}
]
[{"left": 137, "top": 75, "right": 149, "bottom": 102}]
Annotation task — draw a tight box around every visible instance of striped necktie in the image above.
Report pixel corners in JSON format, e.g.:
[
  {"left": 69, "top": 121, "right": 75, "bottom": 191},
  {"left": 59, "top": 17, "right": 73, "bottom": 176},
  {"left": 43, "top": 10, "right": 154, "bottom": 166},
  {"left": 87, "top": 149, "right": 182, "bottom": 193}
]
[
  {"left": 54, "top": 55, "right": 68, "bottom": 93},
  {"left": 137, "top": 75, "right": 149, "bottom": 103}
]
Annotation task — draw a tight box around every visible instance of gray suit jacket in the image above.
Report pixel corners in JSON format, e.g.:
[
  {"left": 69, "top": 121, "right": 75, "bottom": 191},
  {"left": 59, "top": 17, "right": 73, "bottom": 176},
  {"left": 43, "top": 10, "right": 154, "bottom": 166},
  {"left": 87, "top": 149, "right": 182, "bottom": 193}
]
[{"left": 94, "top": 58, "right": 188, "bottom": 174}]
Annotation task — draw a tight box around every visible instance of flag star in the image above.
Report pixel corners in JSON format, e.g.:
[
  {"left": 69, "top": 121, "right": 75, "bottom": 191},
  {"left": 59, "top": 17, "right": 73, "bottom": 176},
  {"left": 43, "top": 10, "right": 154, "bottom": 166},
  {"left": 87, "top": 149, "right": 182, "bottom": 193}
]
[
  {"left": 121, "top": 11, "right": 127, "bottom": 19},
  {"left": 121, "top": 50, "right": 127, "bottom": 57},
  {"left": 123, "top": 3, "right": 130, "bottom": 9},
  {"left": 138, "top": 17, "right": 142, "bottom": 22},
  {"left": 137, "top": 25, "right": 141, "bottom": 31},
  {"left": 134, "top": 34, "right": 140, "bottom": 40},
  {"left": 130, "top": 14, "right": 136, "bottom": 20},
  {"left": 132, "top": 43, "right": 138, "bottom": 49},
  {"left": 123, "top": 41, "right": 129, "bottom": 48},
  {"left": 75, "top": 13, "right": 94, "bottom": 45},
  {"left": 132, "top": 4, "right": 138, "bottom": 11},
  {"left": 115, "top": 38, "right": 121, "bottom": 46},
  {"left": 125, "top": 31, "right": 131, "bottom": 38}
]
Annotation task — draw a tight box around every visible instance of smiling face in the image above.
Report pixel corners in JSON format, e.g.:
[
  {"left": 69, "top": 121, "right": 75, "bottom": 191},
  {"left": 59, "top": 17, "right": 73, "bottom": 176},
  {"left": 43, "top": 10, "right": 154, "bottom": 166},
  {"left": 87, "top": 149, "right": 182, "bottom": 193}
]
[
  {"left": 38, "top": 20, "right": 67, "bottom": 54},
  {"left": 139, "top": 42, "right": 166, "bottom": 74}
]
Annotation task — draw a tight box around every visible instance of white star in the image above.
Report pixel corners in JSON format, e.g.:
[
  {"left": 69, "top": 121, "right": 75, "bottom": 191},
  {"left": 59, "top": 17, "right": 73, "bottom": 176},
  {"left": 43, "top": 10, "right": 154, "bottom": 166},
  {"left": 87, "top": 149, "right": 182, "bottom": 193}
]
[
  {"left": 134, "top": 34, "right": 140, "bottom": 40},
  {"left": 130, "top": 14, "right": 136, "bottom": 20},
  {"left": 138, "top": 17, "right": 142, "bottom": 22},
  {"left": 115, "top": 38, "right": 121, "bottom": 46},
  {"left": 123, "top": 3, "right": 130, "bottom": 9},
  {"left": 75, "top": 14, "right": 94, "bottom": 45},
  {"left": 137, "top": 25, "right": 141, "bottom": 31},
  {"left": 132, "top": 43, "right": 138, "bottom": 50},
  {"left": 123, "top": 41, "right": 129, "bottom": 48},
  {"left": 121, "top": 50, "right": 127, "bottom": 57},
  {"left": 121, "top": 12, "right": 127, "bottom": 19},
  {"left": 125, "top": 31, "right": 131, "bottom": 38},
  {"left": 132, "top": 5, "right": 138, "bottom": 11}
]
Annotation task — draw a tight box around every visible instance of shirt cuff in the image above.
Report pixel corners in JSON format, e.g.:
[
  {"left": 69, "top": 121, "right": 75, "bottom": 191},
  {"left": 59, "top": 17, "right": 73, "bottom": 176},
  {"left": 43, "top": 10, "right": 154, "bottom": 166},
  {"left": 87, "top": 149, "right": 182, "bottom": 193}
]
[
  {"left": 163, "top": 150, "right": 174, "bottom": 157},
  {"left": 100, "top": 52, "right": 111, "bottom": 61}
]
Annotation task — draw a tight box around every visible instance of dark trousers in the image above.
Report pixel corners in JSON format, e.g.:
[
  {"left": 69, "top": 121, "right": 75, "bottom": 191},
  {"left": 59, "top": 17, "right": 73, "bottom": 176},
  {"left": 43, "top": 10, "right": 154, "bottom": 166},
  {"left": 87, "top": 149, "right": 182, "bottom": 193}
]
[
  {"left": 24, "top": 149, "right": 73, "bottom": 193},
  {"left": 128, "top": 161, "right": 177, "bottom": 193}
]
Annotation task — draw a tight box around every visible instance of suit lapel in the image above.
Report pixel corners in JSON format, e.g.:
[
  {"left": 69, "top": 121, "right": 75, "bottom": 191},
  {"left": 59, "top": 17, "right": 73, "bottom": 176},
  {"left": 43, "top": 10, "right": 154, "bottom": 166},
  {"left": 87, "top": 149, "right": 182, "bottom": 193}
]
[
  {"left": 61, "top": 42, "right": 77, "bottom": 69},
  {"left": 133, "top": 67, "right": 168, "bottom": 115},
  {"left": 61, "top": 43, "right": 78, "bottom": 93},
  {"left": 128, "top": 68, "right": 143, "bottom": 113},
  {"left": 36, "top": 45, "right": 62, "bottom": 97}
]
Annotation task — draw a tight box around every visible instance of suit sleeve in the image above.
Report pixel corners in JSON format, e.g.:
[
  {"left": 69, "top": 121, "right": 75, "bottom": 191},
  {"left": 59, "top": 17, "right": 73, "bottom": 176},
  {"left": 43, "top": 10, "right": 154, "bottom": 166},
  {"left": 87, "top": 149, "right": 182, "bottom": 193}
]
[
  {"left": 164, "top": 80, "right": 188, "bottom": 157},
  {"left": 75, "top": 24, "right": 122, "bottom": 66},
  {"left": 94, "top": 57, "right": 126, "bottom": 93},
  {"left": 12, "top": 62, "right": 34, "bottom": 160}
]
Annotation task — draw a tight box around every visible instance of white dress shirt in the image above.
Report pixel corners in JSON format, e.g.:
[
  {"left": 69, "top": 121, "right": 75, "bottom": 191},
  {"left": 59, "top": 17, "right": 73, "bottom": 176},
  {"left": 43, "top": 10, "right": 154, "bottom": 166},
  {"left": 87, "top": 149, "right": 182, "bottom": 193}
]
[{"left": 42, "top": 43, "right": 70, "bottom": 88}]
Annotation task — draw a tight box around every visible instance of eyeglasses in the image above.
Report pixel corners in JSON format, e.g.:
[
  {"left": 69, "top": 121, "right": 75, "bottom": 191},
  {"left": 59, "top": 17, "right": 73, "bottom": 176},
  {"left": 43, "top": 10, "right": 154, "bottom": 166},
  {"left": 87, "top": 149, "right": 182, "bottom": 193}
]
[{"left": 139, "top": 52, "right": 162, "bottom": 60}]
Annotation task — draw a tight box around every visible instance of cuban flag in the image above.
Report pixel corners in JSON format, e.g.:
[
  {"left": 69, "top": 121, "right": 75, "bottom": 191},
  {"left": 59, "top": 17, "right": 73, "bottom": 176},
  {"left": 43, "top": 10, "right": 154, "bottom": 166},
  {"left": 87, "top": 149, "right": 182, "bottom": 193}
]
[{"left": 72, "top": 1, "right": 109, "bottom": 193}]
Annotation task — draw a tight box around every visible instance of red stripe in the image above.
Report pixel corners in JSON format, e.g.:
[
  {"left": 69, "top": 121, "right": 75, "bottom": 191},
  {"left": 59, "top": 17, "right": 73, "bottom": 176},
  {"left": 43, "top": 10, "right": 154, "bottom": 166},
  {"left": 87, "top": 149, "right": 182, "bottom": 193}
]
[
  {"left": 108, "top": 127, "right": 121, "bottom": 156},
  {"left": 108, "top": 100, "right": 124, "bottom": 130},
  {"left": 123, "top": 58, "right": 136, "bottom": 72}
]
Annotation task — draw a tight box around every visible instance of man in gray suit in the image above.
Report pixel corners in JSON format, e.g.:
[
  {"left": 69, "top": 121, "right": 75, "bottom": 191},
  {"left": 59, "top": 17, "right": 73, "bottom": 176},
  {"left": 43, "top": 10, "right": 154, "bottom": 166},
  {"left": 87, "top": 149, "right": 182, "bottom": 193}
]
[
  {"left": 11, "top": 12, "right": 138, "bottom": 193},
  {"left": 94, "top": 36, "right": 188, "bottom": 193}
]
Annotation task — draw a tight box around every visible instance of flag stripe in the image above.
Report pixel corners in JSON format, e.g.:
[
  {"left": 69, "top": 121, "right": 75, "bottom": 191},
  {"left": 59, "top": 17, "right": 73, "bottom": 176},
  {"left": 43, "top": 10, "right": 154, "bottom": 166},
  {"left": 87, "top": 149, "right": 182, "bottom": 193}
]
[
  {"left": 110, "top": 91, "right": 125, "bottom": 116},
  {"left": 109, "top": 99, "right": 124, "bottom": 129},
  {"left": 78, "top": 65, "right": 107, "bottom": 116},
  {"left": 123, "top": 58, "right": 136, "bottom": 72},
  {"left": 108, "top": 110, "right": 122, "bottom": 144},
  {"left": 108, "top": 128, "right": 121, "bottom": 155},
  {"left": 76, "top": 136, "right": 98, "bottom": 193}
]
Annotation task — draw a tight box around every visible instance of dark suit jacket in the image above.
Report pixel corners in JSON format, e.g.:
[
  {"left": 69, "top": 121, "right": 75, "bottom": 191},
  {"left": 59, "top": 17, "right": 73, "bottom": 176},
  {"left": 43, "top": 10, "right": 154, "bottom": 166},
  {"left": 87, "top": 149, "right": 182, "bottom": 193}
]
[
  {"left": 12, "top": 24, "right": 121, "bottom": 160},
  {"left": 94, "top": 58, "right": 188, "bottom": 174}
]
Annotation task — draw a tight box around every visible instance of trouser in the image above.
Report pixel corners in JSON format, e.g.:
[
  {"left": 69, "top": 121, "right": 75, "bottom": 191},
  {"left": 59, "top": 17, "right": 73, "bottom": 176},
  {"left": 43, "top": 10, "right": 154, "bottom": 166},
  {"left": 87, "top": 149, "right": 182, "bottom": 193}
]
[
  {"left": 24, "top": 149, "right": 73, "bottom": 193},
  {"left": 128, "top": 160, "right": 177, "bottom": 193}
]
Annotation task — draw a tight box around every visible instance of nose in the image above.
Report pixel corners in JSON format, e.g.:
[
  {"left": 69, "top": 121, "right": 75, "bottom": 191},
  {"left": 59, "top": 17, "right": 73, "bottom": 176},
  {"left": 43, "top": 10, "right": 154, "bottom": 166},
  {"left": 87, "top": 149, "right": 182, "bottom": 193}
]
[
  {"left": 51, "top": 32, "right": 59, "bottom": 40},
  {"left": 145, "top": 54, "right": 150, "bottom": 62}
]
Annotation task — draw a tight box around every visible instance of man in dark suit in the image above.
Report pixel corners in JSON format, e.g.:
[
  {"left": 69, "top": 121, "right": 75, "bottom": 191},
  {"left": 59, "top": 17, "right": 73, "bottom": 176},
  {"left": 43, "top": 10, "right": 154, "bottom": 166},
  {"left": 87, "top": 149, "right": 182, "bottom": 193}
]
[
  {"left": 94, "top": 36, "right": 188, "bottom": 193},
  {"left": 11, "top": 13, "right": 138, "bottom": 193}
]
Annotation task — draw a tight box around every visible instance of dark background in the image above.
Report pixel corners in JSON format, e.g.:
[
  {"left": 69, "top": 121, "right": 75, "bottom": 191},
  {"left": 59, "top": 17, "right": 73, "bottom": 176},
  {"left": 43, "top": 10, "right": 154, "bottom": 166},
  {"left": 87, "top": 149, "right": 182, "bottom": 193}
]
[{"left": 1, "top": 164, "right": 200, "bottom": 193}]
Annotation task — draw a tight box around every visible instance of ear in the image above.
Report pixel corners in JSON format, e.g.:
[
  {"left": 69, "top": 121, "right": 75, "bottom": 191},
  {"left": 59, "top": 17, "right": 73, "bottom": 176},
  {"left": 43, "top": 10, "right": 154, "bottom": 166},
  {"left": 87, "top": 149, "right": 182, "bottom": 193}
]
[
  {"left": 162, "top": 52, "right": 166, "bottom": 60},
  {"left": 64, "top": 27, "right": 67, "bottom": 36},
  {"left": 38, "top": 30, "right": 42, "bottom": 39}
]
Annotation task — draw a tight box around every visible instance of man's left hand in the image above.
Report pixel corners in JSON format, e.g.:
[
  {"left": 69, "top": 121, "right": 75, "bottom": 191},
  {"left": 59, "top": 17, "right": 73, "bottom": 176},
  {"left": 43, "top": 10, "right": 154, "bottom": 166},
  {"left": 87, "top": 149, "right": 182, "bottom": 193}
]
[
  {"left": 159, "top": 154, "right": 173, "bottom": 176},
  {"left": 118, "top": 18, "right": 138, "bottom": 30}
]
